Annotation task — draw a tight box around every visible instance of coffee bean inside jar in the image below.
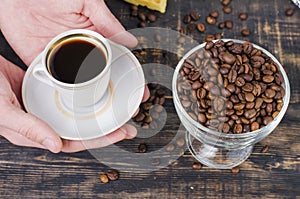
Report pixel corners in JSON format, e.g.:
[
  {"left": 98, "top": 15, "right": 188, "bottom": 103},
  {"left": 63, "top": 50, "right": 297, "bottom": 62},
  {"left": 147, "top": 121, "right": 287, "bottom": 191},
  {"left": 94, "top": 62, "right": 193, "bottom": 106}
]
[{"left": 177, "top": 40, "right": 285, "bottom": 134}]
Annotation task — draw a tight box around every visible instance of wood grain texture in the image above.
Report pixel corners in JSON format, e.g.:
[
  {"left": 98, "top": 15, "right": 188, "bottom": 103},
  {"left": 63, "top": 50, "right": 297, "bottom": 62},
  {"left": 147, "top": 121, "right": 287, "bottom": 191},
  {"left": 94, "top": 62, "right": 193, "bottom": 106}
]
[{"left": 0, "top": 0, "right": 299, "bottom": 198}]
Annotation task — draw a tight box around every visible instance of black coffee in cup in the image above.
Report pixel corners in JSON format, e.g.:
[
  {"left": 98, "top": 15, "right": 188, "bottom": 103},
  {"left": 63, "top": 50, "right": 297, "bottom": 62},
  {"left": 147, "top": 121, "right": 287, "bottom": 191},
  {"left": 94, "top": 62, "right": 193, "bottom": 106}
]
[{"left": 47, "top": 37, "right": 107, "bottom": 84}]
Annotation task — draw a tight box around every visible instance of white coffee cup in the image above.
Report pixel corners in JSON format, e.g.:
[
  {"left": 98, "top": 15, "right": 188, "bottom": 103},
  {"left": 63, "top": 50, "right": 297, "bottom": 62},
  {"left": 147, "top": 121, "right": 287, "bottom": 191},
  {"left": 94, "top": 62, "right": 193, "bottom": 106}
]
[{"left": 33, "top": 29, "right": 112, "bottom": 107}]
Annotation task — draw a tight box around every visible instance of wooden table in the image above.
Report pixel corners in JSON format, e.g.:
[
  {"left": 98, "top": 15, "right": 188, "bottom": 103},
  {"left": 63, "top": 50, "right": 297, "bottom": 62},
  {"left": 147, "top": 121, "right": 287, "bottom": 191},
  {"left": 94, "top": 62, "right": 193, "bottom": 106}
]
[{"left": 0, "top": 0, "right": 299, "bottom": 198}]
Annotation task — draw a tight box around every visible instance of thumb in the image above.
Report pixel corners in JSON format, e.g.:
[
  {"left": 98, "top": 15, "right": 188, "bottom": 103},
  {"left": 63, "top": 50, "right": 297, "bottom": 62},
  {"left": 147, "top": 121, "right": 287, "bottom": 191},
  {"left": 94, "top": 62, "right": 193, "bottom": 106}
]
[
  {"left": 0, "top": 103, "right": 62, "bottom": 153},
  {"left": 83, "top": 0, "right": 138, "bottom": 47}
]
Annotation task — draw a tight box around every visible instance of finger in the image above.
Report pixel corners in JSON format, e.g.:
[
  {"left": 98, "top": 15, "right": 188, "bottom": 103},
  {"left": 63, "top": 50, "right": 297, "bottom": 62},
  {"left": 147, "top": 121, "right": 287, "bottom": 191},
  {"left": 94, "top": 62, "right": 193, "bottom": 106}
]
[
  {"left": 61, "top": 124, "right": 137, "bottom": 153},
  {"left": 132, "top": 108, "right": 140, "bottom": 118},
  {"left": 0, "top": 102, "right": 62, "bottom": 153},
  {"left": 83, "top": 0, "right": 138, "bottom": 47},
  {"left": 142, "top": 85, "right": 150, "bottom": 102},
  {"left": 0, "top": 127, "right": 46, "bottom": 149}
]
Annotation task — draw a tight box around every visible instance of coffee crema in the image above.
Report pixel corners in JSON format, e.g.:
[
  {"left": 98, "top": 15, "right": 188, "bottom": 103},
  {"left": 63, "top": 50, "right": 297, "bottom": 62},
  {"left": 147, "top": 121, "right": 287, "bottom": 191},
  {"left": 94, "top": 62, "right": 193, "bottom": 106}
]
[{"left": 48, "top": 37, "right": 107, "bottom": 84}]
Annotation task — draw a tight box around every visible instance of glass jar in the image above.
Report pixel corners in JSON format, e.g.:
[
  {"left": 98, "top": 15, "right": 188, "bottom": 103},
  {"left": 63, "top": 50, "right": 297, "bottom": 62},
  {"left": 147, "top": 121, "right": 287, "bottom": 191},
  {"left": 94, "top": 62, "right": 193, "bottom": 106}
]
[{"left": 172, "top": 39, "right": 290, "bottom": 169}]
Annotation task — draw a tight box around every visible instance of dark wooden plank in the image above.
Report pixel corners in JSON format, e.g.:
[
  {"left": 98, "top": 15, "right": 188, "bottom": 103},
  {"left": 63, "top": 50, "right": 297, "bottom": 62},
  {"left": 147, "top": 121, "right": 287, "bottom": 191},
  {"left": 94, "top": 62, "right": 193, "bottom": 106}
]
[{"left": 0, "top": 0, "right": 300, "bottom": 198}]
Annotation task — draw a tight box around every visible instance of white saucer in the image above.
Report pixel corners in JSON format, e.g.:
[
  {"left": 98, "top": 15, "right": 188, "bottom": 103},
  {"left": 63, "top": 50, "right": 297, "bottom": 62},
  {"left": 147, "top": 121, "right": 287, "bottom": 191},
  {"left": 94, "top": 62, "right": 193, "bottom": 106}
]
[{"left": 22, "top": 41, "right": 145, "bottom": 140}]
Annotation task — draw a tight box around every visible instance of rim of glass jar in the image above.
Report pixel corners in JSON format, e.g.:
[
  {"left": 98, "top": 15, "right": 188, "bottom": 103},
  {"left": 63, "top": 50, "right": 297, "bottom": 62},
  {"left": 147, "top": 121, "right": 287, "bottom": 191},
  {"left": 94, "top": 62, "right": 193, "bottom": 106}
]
[{"left": 172, "top": 39, "right": 291, "bottom": 139}]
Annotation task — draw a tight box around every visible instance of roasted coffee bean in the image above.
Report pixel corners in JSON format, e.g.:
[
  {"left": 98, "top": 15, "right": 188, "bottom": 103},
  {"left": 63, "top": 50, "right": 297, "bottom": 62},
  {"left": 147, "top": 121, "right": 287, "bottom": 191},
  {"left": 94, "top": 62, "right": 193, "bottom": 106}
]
[
  {"left": 236, "top": 77, "right": 246, "bottom": 87},
  {"left": 135, "top": 113, "right": 145, "bottom": 122},
  {"left": 239, "top": 13, "right": 248, "bottom": 20},
  {"left": 205, "top": 41, "right": 215, "bottom": 50},
  {"left": 221, "top": 52, "right": 236, "bottom": 64},
  {"left": 206, "top": 16, "right": 216, "bottom": 25},
  {"left": 107, "top": 170, "right": 119, "bottom": 181},
  {"left": 198, "top": 113, "right": 207, "bottom": 123},
  {"left": 190, "top": 11, "right": 200, "bottom": 21},
  {"left": 223, "top": 6, "right": 232, "bottom": 14},
  {"left": 263, "top": 75, "right": 275, "bottom": 83},
  {"left": 285, "top": 8, "right": 295, "bottom": 16},
  {"left": 245, "top": 93, "right": 255, "bottom": 102},
  {"left": 263, "top": 116, "right": 273, "bottom": 125},
  {"left": 231, "top": 166, "right": 240, "bottom": 174},
  {"left": 228, "top": 69, "right": 237, "bottom": 83},
  {"left": 241, "top": 28, "right": 251, "bottom": 36},
  {"left": 192, "top": 162, "right": 202, "bottom": 170},
  {"left": 187, "top": 23, "right": 195, "bottom": 32},
  {"left": 138, "top": 143, "right": 147, "bottom": 153},
  {"left": 245, "top": 109, "right": 256, "bottom": 119},
  {"left": 144, "top": 115, "right": 153, "bottom": 123},
  {"left": 218, "top": 22, "right": 225, "bottom": 29},
  {"left": 215, "top": 33, "right": 223, "bottom": 40},
  {"left": 250, "top": 122, "right": 260, "bottom": 131},
  {"left": 147, "top": 13, "right": 157, "bottom": 22},
  {"left": 138, "top": 13, "right": 146, "bottom": 21},
  {"left": 183, "top": 15, "right": 192, "bottom": 24},
  {"left": 265, "top": 89, "right": 276, "bottom": 98},
  {"left": 221, "top": 0, "right": 231, "bottom": 6},
  {"left": 234, "top": 123, "right": 243, "bottom": 134},
  {"left": 205, "top": 34, "right": 216, "bottom": 42},
  {"left": 196, "top": 23, "right": 206, "bottom": 32},
  {"left": 225, "top": 20, "right": 233, "bottom": 29},
  {"left": 131, "top": 10, "right": 138, "bottom": 17},
  {"left": 138, "top": 22, "right": 147, "bottom": 28},
  {"left": 210, "top": 11, "right": 219, "bottom": 18},
  {"left": 100, "top": 174, "right": 109, "bottom": 183}
]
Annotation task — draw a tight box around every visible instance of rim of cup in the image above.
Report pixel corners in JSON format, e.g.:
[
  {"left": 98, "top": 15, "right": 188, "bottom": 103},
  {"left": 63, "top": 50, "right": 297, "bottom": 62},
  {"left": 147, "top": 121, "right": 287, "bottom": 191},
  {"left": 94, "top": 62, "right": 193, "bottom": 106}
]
[
  {"left": 42, "top": 29, "right": 112, "bottom": 88},
  {"left": 172, "top": 39, "right": 291, "bottom": 139}
]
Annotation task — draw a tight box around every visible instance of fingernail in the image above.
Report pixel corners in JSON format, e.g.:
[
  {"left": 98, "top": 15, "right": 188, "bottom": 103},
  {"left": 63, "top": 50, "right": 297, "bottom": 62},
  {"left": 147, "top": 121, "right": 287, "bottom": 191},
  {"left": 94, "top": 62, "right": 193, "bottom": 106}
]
[{"left": 42, "top": 138, "right": 57, "bottom": 153}]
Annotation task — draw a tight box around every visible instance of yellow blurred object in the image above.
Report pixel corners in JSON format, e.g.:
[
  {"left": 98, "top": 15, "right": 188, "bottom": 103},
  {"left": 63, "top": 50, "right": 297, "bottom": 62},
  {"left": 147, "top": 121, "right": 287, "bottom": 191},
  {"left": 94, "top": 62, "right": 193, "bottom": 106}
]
[{"left": 124, "top": 0, "right": 167, "bottom": 13}]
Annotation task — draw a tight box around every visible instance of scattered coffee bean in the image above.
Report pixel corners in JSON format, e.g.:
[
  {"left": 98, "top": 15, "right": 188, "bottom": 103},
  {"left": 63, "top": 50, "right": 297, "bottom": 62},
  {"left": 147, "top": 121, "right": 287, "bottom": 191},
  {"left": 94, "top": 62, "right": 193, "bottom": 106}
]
[
  {"left": 138, "top": 143, "right": 148, "bottom": 153},
  {"left": 206, "top": 16, "right": 216, "bottom": 25},
  {"left": 131, "top": 10, "right": 138, "bottom": 17},
  {"left": 147, "top": 13, "right": 157, "bottom": 22},
  {"left": 107, "top": 170, "right": 119, "bottom": 181},
  {"left": 183, "top": 15, "right": 192, "bottom": 24},
  {"left": 239, "top": 13, "right": 248, "bottom": 20},
  {"left": 205, "top": 34, "right": 215, "bottom": 42},
  {"left": 130, "top": 5, "right": 138, "bottom": 11},
  {"left": 225, "top": 20, "right": 233, "bottom": 29},
  {"left": 261, "top": 145, "right": 270, "bottom": 153},
  {"left": 218, "top": 22, "right": 225, "bottom": 29},
  {"left": 241, "top": 28, "right": 251, "bottom": 36},
  {"left": 138, "top": 22, "right": 147, "bottom": 28},
  {"left": 210, "top": 11, "right": 219, "bottom": 18},
  {"left": 187, "top": 23, "right": 195, "bottom": 32},
  {"left": 192, "top": 162, "right": 202, "bottom": 170},
  {"left": 190, "top": 11, "right": 200, "bottom": 21},
  {"left": 223, "top": 6, "right": 232, "bottom": 14},
  {"left": 231, "top": 166, "right": 240, "bottom": 174},
  {"left": 196, "top": 23, "right": 206, "bottom": 32},
  {"left": 138, "top": 13, "right": 146, "bottom": 21},
  {"left": 100, "top": 173, "right": 109, "bottom": 183},
  {"left": 285, "top": 8, "right": 295, "bottom": 16},
  {"left": 221, "top": 0, "right": 231, "bottom": 6},
  {"left": 135, "top": 113, "right": 145, "bottom": 122},
  {"left": 215, "top": 33, "right": 223, "bottom": 39}
]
